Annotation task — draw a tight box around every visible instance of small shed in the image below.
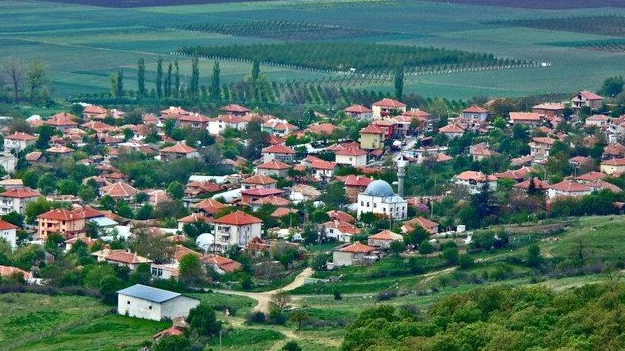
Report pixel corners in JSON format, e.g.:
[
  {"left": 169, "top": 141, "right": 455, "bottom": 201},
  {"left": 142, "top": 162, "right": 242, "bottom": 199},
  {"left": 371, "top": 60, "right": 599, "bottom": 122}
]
[{"left": 117, "top": 284, "right": 199, "bottom": 321}]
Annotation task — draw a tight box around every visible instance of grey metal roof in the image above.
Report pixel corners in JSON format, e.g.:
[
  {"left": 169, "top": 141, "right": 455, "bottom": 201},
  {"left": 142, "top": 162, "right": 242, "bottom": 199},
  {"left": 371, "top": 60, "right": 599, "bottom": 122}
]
[
  {"left": 117, "top": 284, "right": 181, "bottom": 303},
  {"left": 364, "top": 180, "right": 395, "bottom": 197}
]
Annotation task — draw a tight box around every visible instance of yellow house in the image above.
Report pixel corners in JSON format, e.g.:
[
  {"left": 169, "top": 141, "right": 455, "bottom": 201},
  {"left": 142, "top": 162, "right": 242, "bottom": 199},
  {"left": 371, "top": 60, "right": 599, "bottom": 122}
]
[
  {"left": 600, "top": 158, "right": 625, "bottom": 175},
  {"left": 359, "top": 124, "right": 385, "bottom": 150}
]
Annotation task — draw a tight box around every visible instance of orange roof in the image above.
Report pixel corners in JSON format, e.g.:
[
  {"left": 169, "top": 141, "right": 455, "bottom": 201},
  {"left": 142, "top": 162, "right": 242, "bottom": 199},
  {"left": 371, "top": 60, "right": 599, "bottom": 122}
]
[
  {"left": 369, "top": 230, "right": 402, "bottom": 241},
  {"left": 324, "top": 220, "right": 360, "bottom": 235},
  {"left": 575, "top": 171, "right": 606, "bottom": 181},
  {"left": 201, "top": 254, "right": 242, "bottom": 273},
  {"left": 25, "top": 151, "right": 43, "bottom": 161},
  {"left": 306, "top": 123, "right": 336, "bottom": 135},
  {"left": 221, "top": 104, "right": 250, "bottom": 113},
  {"left": 193, "top": 198, "right": 227, "bottom": 214},
  {"left": 343, "top": 175, "right": 373, "bottom": 187},
  {"left": 514, "top": 178, "right": 550, "bottom": 190},
  {"left": 38, "top": 208, "right": 85, "bottom": 221},
  {"left": 271, "top": 207, "right": 298, "bottom": 218},
  {"left": 345, "top": 104, "right": 372, "bottom": 113},
  {"left": 46, "top": 145, "right": 74, "bottom": 154},
  {"left": 251, "top": 195, "right": 291, "bottom": 206},
  {"left": 258, "top": 160, "right": 291, "bottom": 170},
  {"left": 83, "top": 105, "right": 108, "bottom": 115},
  {"left": 439, "top": 124, "right": 465, "bottom": 134},
  {"left": 242, "top": 175, "right": 277, "bottom": 185},
  {"left": 456, "top": 171, "right": 497, "bottom": 182},
  {"left": 493, "top": 167, "right": 533, "bottom": 180},
  {"left": 161, "top": 106, "right": 190, "bottom": 116},
  {"left": 0, "top": 265, "right": 32, "bottom": 280},
  {"left": 0, "top": 187, "right": 40, "bottom": 198},
  {"left": 310, "top": 159, "right": 336, "bottom": 170},
  {"left": 510, "top": 112, "right": 542, "bottom": 121},
  {"left": 336, "top": 147, "right": 367, "bottom": 157},
  {"left": 262, "top": 144, "right": 295, "bottom": 154},
  {"left": 161, "top": 142, "right": 197, "bottom": 154},
  {"left": 339, "top": 242, "right": 375, "bottom": 253},
  {"left": 402, "top": 109, "right": 431, "bottom": 118},
  {"left": 5, "top": 132, "right": 36, "bottom": 141},
  {"left": 327, "top": 210, "right": 356, "bottom": 223},
  {"left": 577, "top": 90, "right": 603, "bottom": 101},
  {"left": 532, "top": 136, "right": 556, "bottom": 145},
  {"left": 213, "top": 211, "right": 262, "bottom": 226},
  {"left": 549, "top": 180, "right": 591, "bottom": 192},
  {"left": 46, "top": 112, "right": 78, "bottom": 127},
  {"left": 373, "top": 98, "right": 406, "bottom": 108},
  {"left": 241, "top": 188, "right": 283, "bottom": 197},
  {"left": 533, "top": 102, "right": 565, "bottom": 111},
  {"left": 360, "top": 124, "right": 385, "bottom": 134},
  {"left": 267, "top": 134, "right": 286, "bottom": 145},
  {"left": 463, "top": 105, "right": 488, "bottom": 114},
  {"left": 178, "top": 213, "right": 211, "bottom": 224},
  {"left": 173, "top": 245, "right": 201, "bottom": 262},
  {"left": 602, "top": 158, "right": 625, "bottom": 166},
  {"left": 101, "top": 181, "right": 138, "bottom": 198},
  {"left": 178, "top": 113, "right": 210, "bottom": 123},
  {"left": 0, "top": 219, "right": 18, "bottom": 230},
  {"left": 105, "top": 250, "right": 152, "bottom": 264}
]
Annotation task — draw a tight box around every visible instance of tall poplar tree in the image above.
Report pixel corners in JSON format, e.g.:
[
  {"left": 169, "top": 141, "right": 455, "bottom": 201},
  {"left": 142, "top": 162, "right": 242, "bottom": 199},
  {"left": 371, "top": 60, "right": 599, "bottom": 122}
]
[
  {"left": 211, "top": 60, "right": 220, "bottom": 101},
  {"left": 190, "top": 55, "right": 199, "bottom": 99},
  {"left": 165, "top": 63, "right": 172, "bottom": 98},
  {"left": 156, "top": 57, "right": 163, "bottom": 99},
  {"left": 394, "top": 65, "right": 404, "bottom": 100},
  {"left": 137, "top": 58, "right": 145, "bottom": 99},
  {"left": 174, "top": 59, "right": 180, "bottom": 98}
]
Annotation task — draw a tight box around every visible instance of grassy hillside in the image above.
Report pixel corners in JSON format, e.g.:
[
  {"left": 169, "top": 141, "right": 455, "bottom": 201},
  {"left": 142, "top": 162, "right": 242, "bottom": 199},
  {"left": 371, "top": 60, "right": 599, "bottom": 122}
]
[{"left": 2, "top": 0, "right": 625, "bottom": 99}]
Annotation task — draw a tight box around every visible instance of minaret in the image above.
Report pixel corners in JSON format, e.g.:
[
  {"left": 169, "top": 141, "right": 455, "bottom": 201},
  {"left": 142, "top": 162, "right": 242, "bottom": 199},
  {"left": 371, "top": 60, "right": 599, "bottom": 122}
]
[{"left": 396, "top": 158, "right": 407, "bottom": 198}]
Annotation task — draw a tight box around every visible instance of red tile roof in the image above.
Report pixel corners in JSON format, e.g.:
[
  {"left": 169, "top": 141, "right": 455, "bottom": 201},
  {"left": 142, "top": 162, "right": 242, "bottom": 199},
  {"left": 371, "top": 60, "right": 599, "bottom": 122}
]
[
  {"left": 5, "top": 132, "right": 36, "bottom": 141},
  {"left": 46, "top": 145, "right": 74, "bottom": 154},
  {"left": 463, "top": 105, "right": 488, "bottom": 114},
  {"left": 324, "top": 220, "right": 361, "bottom": 235},
  {"left": 439, "top": 124, "right": 465, "bottom": 134},
  {"left": 258, "top": 160, "right": 291, "bottom": 170},
  {"left": 514, "top": 178, "right": 549, "bottom": 190},
  {"left": 267, "top": 134, "right": 286, "bottom": 145},
  {"left": 251, "top": 195, "right": 291, "bottom": 206},
  {"left": 336, "top": 147, "right": 367, "bottom": 157},
  {"left": 360, "top": 124, "right": 385, "bottom": 134},
  {"left": 339, "top": 242, "right": 375, "bottom": 253},
  {"left": 262, "top": 144, "right": 295, "bottom": 154},
  {"left": 343, "top": 175, "right": 373, "bottom": 187},
  {"left": 193, "top": 198, "right": 227, "bottom": 214},
  {"left": 369, "top": 229, "right": 402, "bottom": 241},
  {"left": 0, "top": 265, "right": 32, "bottom": 280},
  {"left": 221, "top": 104, "right": 250, "bottom": 113},
  {"left": 105, "top": 250, "right": 153, "bottom": 264},
  {"left": 373, "top": 98, "right": 406, "bottom": 108},
  {"left": 602, "top": 158, "right": 625, "bottom": 166},
  {"left": 510, "top": 112, "right": 542, "bottom": 121},
  {"left": 201, "top": 254, "right": 242, "bottom": 273},
  {"left": 327, "top": 210, "right": 356, "bottom": 223},
  {"left": 0, "top": 187, "right": 40, "bottom": 198},
  {"left": 456, "top": 171, "right": 497, "bottom": 182},
  {"left": 549, "top": 180, "right": 591, "bottom": 192},
  {"left": 213, "top": 211, "right": 262, "bottom": 225},
  {"left": 241, "top": 188, "right": 283, "bottom": 197},
  {"left": 345, "top": 104, "right": 373, "bottom": 113},
  {"left": 46, "top": 112, "right": 78, "bottom": 127},
  {"left": 38, "top": 208, "right": 85, "bottom": 221},
  {"left": 178, "top": 113, "right": 210, "bottom": 123},
  {"left": 242, "top": 175, "right": 277, "bottom": 185},
  {"left": 577, "top": 90, "right": 603, "bottom": 101},
  {"left": 532, "top": 136, "right": 556, "bottom": 145},
  {"left": 101, "top": 181, "right": 138, "bottom": 198},
  {"left": 0, "top": 219, "right": 18, "bottom": 230},
  {"left": 160, "top": 142, "right": 198, "bottom": 154},
  {"left": 575, "top": 171, "right": 606, "bottom": 181}
]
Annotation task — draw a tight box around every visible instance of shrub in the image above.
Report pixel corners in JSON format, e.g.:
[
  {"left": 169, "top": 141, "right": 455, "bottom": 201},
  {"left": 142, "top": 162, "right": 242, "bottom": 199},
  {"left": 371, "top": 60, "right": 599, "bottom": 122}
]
[
  {"left": 246, "top": 311, "right": 267, "bottom": 324},
  {"left": 377, "top": 290, "right": 397, "bottom": 301}
]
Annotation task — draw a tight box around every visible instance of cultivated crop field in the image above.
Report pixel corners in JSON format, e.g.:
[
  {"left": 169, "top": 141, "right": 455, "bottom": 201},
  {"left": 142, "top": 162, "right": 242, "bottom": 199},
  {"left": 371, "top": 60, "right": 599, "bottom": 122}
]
[{"left": 2, "top": 0, "right": 625, "bottom": 99}]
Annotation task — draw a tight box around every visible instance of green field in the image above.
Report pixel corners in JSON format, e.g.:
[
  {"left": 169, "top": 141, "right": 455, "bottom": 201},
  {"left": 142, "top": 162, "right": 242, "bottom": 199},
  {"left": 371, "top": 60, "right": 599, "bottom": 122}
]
[{"left": 2, "top": 0, "right": 625, "bottom": 99}]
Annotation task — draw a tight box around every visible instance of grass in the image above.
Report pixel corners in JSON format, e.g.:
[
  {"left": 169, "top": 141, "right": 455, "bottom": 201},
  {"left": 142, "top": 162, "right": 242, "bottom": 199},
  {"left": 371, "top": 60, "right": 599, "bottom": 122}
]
[
  {"left": 208, "top": 328, "right": 285, "bottom": 351},
  {"left": 188, "top": 291, "right": 257, "bottom": 317},
  {"left": 2, "top": 0, "right": 625, "bottom": 99},
  {"left": 0, "top": 293, "right": 168, "bottom": 351}
]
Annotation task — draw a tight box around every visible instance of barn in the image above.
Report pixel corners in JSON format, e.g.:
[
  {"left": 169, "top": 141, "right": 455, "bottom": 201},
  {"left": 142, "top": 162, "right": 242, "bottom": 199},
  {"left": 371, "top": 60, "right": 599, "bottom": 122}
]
[{"left": 117, "top": 284, "right": 200, "bottom": 321}]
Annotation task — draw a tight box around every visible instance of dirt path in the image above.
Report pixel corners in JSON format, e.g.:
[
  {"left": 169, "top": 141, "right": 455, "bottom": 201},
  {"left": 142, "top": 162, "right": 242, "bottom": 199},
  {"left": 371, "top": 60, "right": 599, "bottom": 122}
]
[{"left": 213, "top": 268, "right": 314, "bottom": 314}]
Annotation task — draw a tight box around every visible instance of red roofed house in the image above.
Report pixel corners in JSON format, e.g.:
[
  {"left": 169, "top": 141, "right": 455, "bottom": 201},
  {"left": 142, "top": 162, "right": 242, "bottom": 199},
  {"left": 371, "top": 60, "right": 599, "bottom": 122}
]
[
  {"left": 221, "top": 104, "right": 250, "bottom": 116},
  {"left": 100, "top": 181, "right": 138, "bottom": 202},
  {"left": 343, "top": 175, "right": 373, "bottom": 202},
  {"left": 4, "top": 132, "right": 36, "bottom": 153},
  {"left": 306, "top": 123, "right": 336, "bottom": 136},
  {"left": 372, "top": 98, "right": 407, "bottom": 119},
  {"left": 533, "top": 103, "right": 565, "bottom": 119},
  {"left": 344, "top": 104, "right": 373, "bottom": 119},
  {"left": 368, "top": 230, "right": 403, "bottom": 249},
  {"left": 0, "top": 187, "right": 40, "bottom": 215},
  {"left": 92, "top": 248, "right": 153, "bottom": 271},
  {"left": 212, "top": 211, "right": 263, "bottom": 252},
  {"left": 82, "top": 105, "right": 108, "bottom": 120},
  {"left": 177, "top": 113, "right": 210, "bottom": 130},
  {"left": 572, "top": 91, "right": 604, "bottom": 109},
  {"left": 332, "top": 242, "right": 376, "bottom": 267},
  {"left": 530, "top": 137, "right": 556, "bottom": 162},
  {"left": 323, "top": 219, "right": 360, "bottom": 243},
  {"left": 585, "top": 114, "right": 610, "bottom": 128},
  {"left": 257, "top": 160, "right": 291, "bottom": 178},
  {"left": 461, "top": 105, "right": 489, "bottom": 121},
  {"left": 45, "top": 112, "right": 78, "bottom": 131},
  {"left": 262, "top": 118, "right": 298, "bottom": 137},
  {"left": 0, "top": 265, "right": 34, "bottom": 282},
  {"left": 493, "top": 167, "right": 533, "bottom": 182},
  {"left": 335, "top": 147, "right": 367, "bottom": 167},
  {"left": 309, "top": 157, "right": 337, "bottom": 180},
  {"left": 509, "top": 112, "right": 542, "bottom": 128},
  {"left": 359, "top": 124, "right": 385, "bottom": 150},
  {"left": 372, "top": 119, "right": 395, "bottom": 139},
  {"left": 201, "top": 254, "right": 242, "bottom": 274},
  {"left": 547, "top": 180, "right": 592, "bottom": 199},
  {"left": 401, "top": 216, "right": 439, "bottom": 235},
  {"left": 37, "top": 208, "right": 86, "bottom": 239},
  {"left": 455, "top": 171, "right": 498, "bottom": 194},
  {"left": 160, "top": 142, "right": 199, "bottom": 161},
  {"left": 601, "top": 158, "right": 625, "bottom": 175},
  {"left": 193, "top": 198, "right": 227, "bottom": 217},
  {"left": 261, "top": 144, "right": 295, "bottom": 163},
  {"left": 438, "top": 124, "right": 465, "bottom": 138},
  {"left": 514, "top": 178, "right": 549, "bottom": 191},
  {"left": 240, "top": 188, "right": 283, "bottom": 205},
  {"left": 241, "top": 175, "right": 277, "bottom": 190},
  {"left": 0, "top": 219, "right": 18, "bottom": 248}
]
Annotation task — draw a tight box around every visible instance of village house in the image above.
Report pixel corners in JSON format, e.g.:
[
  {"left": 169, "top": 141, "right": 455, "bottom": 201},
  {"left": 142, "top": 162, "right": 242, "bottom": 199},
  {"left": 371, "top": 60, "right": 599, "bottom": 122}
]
[
  {"left": 160, "top": 142, "right": 199, "bottom": 161},
  {"left": 357, "top": 180, "right": 407, "bottom": 219},
  {"left": 0, "top": 187, "right": 40, "bottom": 215},
  {"left": 401, "top": 216, "right": 439, "bottom": 235},
  {"left": 261, "top": 144, "right": 296, "bottom": 163},
  {"left": 241, "top": 175, "right": 277, "bottom": 190},
  {"left": 493, "top": 167, "right": 533, "bottom": 183},
  {"left": 372, "top": 98, "right": 407, "bottom": 119},
  {"left": 37, "top": 208, "right": 86, "bottom": 239},
  {"left": 332, "top": 242, "right": 376, "bottom": 267},
  {"left": 4, "top": 132, "right": 37, "bottom": 153},
  {"left": 509, "top": 112, "right": 542, "bottom": 128},
  {"left": 100, "top": 181, "right": 138, "bottom": 202},
  {"left": 455, "top": 171, "right": 498, "bottom": 194},
  {"left": 469, "top": 142, "right": 498, "bottom": 162},
  {"left": 261, "top": 118, "right": 298, "bottom": 136},
  {"left": 461, "top": 105, "right": 489, "bottom": 121},
  {"left": 257, "top": 159, "right": 291, "bottom": 178},
  {"left": 202, "top": 254, "right": 243, "bottom": 274},
  {"left": 547, "top": 180, "right": 592, "bottom": 199},
  {"left": 585, "top": 114, "right": 610, "bottom": 128},
  {"left": 82, "top": 104, "right": 108, "bottom": 120},
  {"left": 240, "top": 188, "right": 283, "bottom": 205},
  {"left": 309, "top": 157, "right": 337, "bottom": 181},
  {"left": 344, "top": 104, "right": 373, "bottom": 119},
  {"left": 92, "top": 249, "right": 153, "bottom": 271},
  {"left": 532, "top": 102, "right": 565, "bottom": 119},
  {"left": 530, "top": 136, "right": 557, "bottom": 162},
  {"left": 438, "top": 124, "right": 465, "bottom": 138},
  {"left": 335, "top": 147, "right": 367, "bottom": 167},
  {"left": 221, "top": 104, "right": 250, "bottom": 117},
  {"left": 117, "top": 284, "right": 200, "bottom": 321},
  {"left": 0, "top": 219, "right": 18, "bottom": 248},
  {"left": 0, "top": 265, "right": 34, "bottom": 283},
  {"left": 45, "top": 112, "right": 78, "bottom": 131},
  {"left": 359, "top": 124, "right": 385, "bottom": 150},
  {"left": 212, "top": 211, "right": 263, "bottom": 252},
  {"left": 323, "top": 219, "right": 360, "bottom": 243},
  {"left": 367, "top": 229, "right": 403, "bottom": 249},
  {"left": 372, "top": 119, "right": 396, "bottom": 139},
  {"left": 208, "top": 115, "right": 248, "bottom": 135},
  {"left": 177, "top": 113, "right": 210, "bottom": 130},
  {"left": 192, "top": 198, "right": 227, "bottom": 218},
  {"left": 514, "top": 178, "right": 549, "bottom": 192},
  {"left": 572, "top": 91, "right": 604, "bottom": 109},
  {"left": 600, "top": 158, "right": 625, "bottom": 175},
  {"left": 343, "top": 175, "right": 373, "bottom": 202}
]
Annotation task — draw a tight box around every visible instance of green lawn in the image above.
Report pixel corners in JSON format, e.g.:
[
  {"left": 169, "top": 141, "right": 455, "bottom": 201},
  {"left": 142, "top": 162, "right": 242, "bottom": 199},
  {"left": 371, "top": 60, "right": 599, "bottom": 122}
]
[
  {"left": 188, "top": 291, "right": 257, "bottom": 317},
  {"left": 208, "top": 328, "right": 285, "bottom": 351}
]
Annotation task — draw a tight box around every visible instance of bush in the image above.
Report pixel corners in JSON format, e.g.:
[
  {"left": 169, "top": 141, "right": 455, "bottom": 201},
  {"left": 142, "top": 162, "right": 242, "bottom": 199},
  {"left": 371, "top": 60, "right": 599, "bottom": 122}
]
[
  {"left": 246, "top": 311, "right": 267, "bottom": 324},
  {"left": 333, "top": 290, "right": 342, "bottom": 300},
  {"left": 458, "top": 255, "right": 475, "bottom": 270},
  {"left": 377, "top": 290, "right": 397, "bottom": 301}
]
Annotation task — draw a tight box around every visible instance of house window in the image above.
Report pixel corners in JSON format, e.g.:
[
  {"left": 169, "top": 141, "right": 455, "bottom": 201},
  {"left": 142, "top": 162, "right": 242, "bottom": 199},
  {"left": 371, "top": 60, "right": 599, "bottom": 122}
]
[
  {"left": 149, "top": 306, "right": 152, "bottom": 310},
  {"left": 127, "top": 301, "right": 130, "bottom": 305}
]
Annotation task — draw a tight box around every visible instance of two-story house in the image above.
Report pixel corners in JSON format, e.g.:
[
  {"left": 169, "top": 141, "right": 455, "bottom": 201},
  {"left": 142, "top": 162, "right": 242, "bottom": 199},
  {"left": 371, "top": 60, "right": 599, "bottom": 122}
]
[
  {"left": 212, "top": 211, "right": 262, "bottom": 252},
  {"left": 0, "top": 187, "right": 40, "bottom": 215}
]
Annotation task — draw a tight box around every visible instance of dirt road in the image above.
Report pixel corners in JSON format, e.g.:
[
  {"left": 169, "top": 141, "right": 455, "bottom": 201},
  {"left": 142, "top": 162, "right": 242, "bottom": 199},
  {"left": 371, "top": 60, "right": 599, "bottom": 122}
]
[{"left": 213, "top": 267, "right": 314, "bottom": 313}]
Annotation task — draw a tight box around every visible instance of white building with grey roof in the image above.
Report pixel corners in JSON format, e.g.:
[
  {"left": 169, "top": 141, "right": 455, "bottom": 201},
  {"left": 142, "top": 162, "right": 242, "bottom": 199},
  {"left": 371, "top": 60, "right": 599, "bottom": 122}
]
[
  {"left": 357, "top": 180, "right": 407, "bottom": 220},
  {"left": 117, "top": 284, "right": 200, "bottom": 321}
]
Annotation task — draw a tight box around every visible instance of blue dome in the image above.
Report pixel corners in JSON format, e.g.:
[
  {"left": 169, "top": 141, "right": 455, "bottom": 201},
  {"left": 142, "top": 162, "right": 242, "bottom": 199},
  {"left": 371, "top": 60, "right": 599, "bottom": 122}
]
[{"left": 364, "top": 180, "right": 395, "bottom": 197}]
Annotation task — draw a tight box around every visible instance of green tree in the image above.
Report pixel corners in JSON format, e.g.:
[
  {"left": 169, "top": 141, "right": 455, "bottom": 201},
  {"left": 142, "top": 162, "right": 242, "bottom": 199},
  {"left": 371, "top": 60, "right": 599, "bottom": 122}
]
[
  {"left": 458, "top": 254, "right": 475, "bottom": 269},
  {"left": 179, "top": 253, "right": 204, "bottom": 286},
  {"left": 37, "top": 173, "right": 56, "bottom": 195},
  {"left": 211, "top": 60, "right": 220, "bottom": 101},
  {"left": 187, "top": 304, "right": 222, "bottom": 337},
  {"left": 26, "top": 60, "right": 48, "bottom": 102},
  {"left": 156, "top": 57, "right": 163, "bottom": 99},
  {"left": 135, "top": 204, "right": 153, "bottom": 220},
  {"left": 165, "top": 62, "right": 172, "bottom": 98},
  {"left": 418, "top": 240, "right": 434, "bottom": 256},
  {"left": 2, "top": 212, "right": 23, "bottom": 227},
  {"left": 281, "top": 341, "right": 303, "bottom": 351},
  {"left": 527, "top": 244, "right": 542, "bottom": 268},
  {"left": 1, "top": 57, "right": 26, "bottom": 103},
  {"left": 21, "top": 170, "right": 39, "bottom": 188},
  {"left": 24, "top": 197, "right": 50, "bottom": 224},
  {"left": 36, "top": 125, "right": 54, "bottom": 150},
  {"left": 137, "top": 58, "right": 146, "bottom": 99},
  {"left": 600, "top": 75, "right": 624, "bottom": 97},
  {"left": 389, "top": 240, "right": 405, "bottom": 255},
  {"left": 251, "top": 60, "right": 260, "bottom": 82},
  {"left": 153, "top": 336, "right": 191, "bottom": 351},
  {"left": 443, "top": 246, "right": 459, "bottom": 265},
  {"left": 319, "top": 182, "right": 348, "bottom": 207},
  {"left": 99, "top": 195, "right": 116, "bottom": 211},
  {"left": 189, "top": 54, "right": 199, "bottom": 99},
  {"left": 174, "top": 59, "right": 180, "bottom": 98},
  {"left": 166, "top": 181, "right": 185, "bottom": 200},
  {"left": 394, "top": 65, "right": 404, "bottom": 100},
  {"left": 57, "top": 179, "right": 80, "bottom": 195}
]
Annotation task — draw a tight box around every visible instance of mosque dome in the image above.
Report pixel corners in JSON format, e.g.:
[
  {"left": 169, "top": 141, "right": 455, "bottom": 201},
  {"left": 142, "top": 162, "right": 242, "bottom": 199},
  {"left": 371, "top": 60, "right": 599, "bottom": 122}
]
[{"left": 363, "top": 180, "right": 395, "bottom": 197}]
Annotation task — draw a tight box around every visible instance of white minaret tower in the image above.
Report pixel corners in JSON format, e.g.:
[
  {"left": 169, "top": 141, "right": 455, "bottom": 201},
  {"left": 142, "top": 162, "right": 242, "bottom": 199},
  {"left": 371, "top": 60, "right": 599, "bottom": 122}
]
[{"left": 396, "top": 157, "right": 407, "bottom": 198}]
